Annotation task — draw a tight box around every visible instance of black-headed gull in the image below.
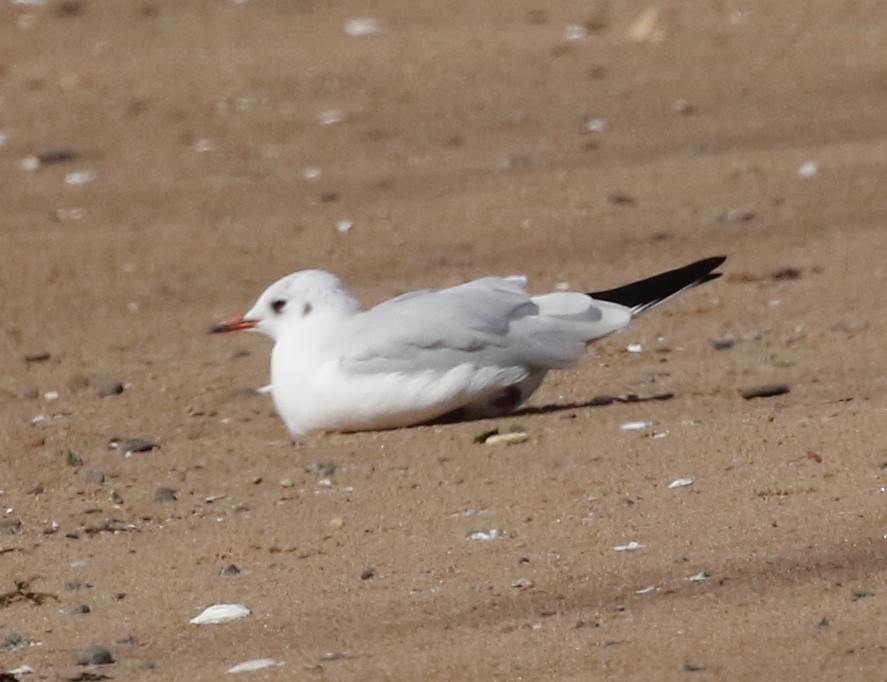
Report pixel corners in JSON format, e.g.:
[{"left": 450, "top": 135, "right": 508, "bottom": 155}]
[{"left": 210, "top": 257, "right": 725, "bottom": 436}]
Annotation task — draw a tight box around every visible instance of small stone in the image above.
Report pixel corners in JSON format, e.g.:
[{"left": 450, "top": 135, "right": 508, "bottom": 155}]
[
  {"left": 672, "top": 99, "right": 696, "bottom": 115},
  {"left": 329, "top": 517, "right": 345, "bottom": 528},
  {"left": 1, "top": 633, "right": 27, "bottom": 651},
  {"left": 344, "top": 18, "right": 381, "bottom": 36},
  {"left": 797, "top": 161, "right": 819, "bottom": 178},
  {"left": 66, "top": 451, "right": 84, "bottom": 467},
  {"left": 109, "top": 438, "right": 159, "bottom": 455},
  {"left": 467, "top": 529, "right": 507, "bottom": 541},
  {"left": 605, "top": 191, "right": 636, "bottom": 206},
  {"left": 67, "top": 374, "right": 91, "bottom": 392},
  {"left": 65, "top": 169, "right": 99, "bottom": 185},
  {"left": 29, "top": 483, "right": 44, "bottom": 495},
  {"left": 683, "top": 663, "right": 704, "bottom": 672},
  {"left": 304, "top": 461, "right": 337, "bottom": 476},
  {"left": 511, "top": 577, "right": 534, "bottom": 589},
  {"left": 335, "top": 219, "right": 353, "bottom": 233},
  {"left": 613, "top": 541, "right": 643, "bottom": 552},
  {"left": 153, "top": 487, "right": 177, "bottom": 503},
  {"left": 84, "top": 470, "right": 105, "bottom": 485},
  {"left": 76, "top": 643, "right": 114, "bottom": 666},
  {"left": 23, "top": 351, "right": 51, "bottom": 363},
  {"left": 717, "top": 207, "right": 756, "bottom": 223},
  {"left": 740, "top": 383, "right": 790, "bottom": 400},
  {"left": 97, "top": 382, "right": 125, "bottom": 398},
  {"left": 711, "top": 338, "right": 735, "bottom": 350},
  {"left": 279, "top": 478, "right": 294, "bottom": 488},
  {"left": 220, "top": 564, "right": 241, "bottom": 576},
  {"left": 65, "top": 603, "right": 91, "bottom": 614},
  {"left": 38, "top": 148, "right": 79, "bottom": 165},
  {"left": 771, "top": 267, "right": 801, "bottom": 280},
  {"left": 360, "top": 566, "right": 376, "bottom": 580},
  {"left": 668, "top": 478, "right": 694, "bottom": 489},
  {"left": 23, "top": 387, "right": 40, "bottom": 400}
]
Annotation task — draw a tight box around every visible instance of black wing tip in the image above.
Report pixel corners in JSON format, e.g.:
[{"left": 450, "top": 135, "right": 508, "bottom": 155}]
[{"left": 589, "top": 255, "right": 727, "bottom": 311}]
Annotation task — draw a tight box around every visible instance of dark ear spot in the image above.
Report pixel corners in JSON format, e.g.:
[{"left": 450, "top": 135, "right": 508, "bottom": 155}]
[
  {"left": 302, "top": 302, "right": 313, "bottom": 316},
  {"left": 271, "top": 299, "right": 286, "bottom": 314}
]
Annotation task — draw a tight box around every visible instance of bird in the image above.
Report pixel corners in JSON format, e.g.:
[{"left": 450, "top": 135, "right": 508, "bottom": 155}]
[{"left": 210, "top": 256, "right": 725, "bottom": 436}]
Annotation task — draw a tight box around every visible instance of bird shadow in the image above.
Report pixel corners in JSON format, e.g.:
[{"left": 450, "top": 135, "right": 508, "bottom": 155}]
[{"left": 427, "top": 392, "right": 675, "bottom": 426}]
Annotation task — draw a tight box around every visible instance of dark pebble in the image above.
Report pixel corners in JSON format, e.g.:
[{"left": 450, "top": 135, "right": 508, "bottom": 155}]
[
  {"left": 589, "top": 395, "right": 616, "bottom": 406},
  {"left": 23, "top": 351, "right": 51, "bottom": 363},
  {"left": 23, "top": 387, "right": 40, "bottom": 400},
  {"left": 740, "top": 383, "right": 790, "bottom": 400},
  {"left": 683, "top": 663, "right": 704, "bottom": 672},
  {"left": 220, "top": 564, "right": 241, "bottom": 576},
  {"left": 56, "top": 0, "right": 84, "bottom": 16},
  {"left": 605, "top": 191, "right": 636, "bottom": 205},
  {"left": 84, "top": 470, "right": 105, "bottom": 485},
  {"left": 97, "top": 382, "right": 125, "bottom": 398},
  {"left": 153, "top": 487, "right": 177, "bottom": 503},
  {"left": 37, "top": 148, "right": 79, "bottom": 164},
  {"left": 771, "top": 267, "right": 802, "bottom": 280},
  {"left": 850, "top": 590, "right": 874, "bottom": 601},
  {"left": 304, "top": 460, "right": 337, "bottom": 476},
  {"left": 66, "top": 604, "right": 91, "bottom": 614},
  {"left": 29, "top": 483, "right": 44, "bottom": 495},
  {"left": 711, "top": 338, "right": 735, "bottom": 351},
  {"left": 360, "top": 566, "right": 376, "bottom": 580},
  {"left": 230, "top": 349, "right": 251, "bottom": 359},
  {"left": 66, "top": 451, "right": 84, "bottom": 467},
  {"left": 109, "top": 438, "right": 159, "bottom": 454},
  {"left": 75, "top": 643, "right": 114, "bottom": 666},
  {"left": 65, "top": 581, "right": 90, "bottom": 591},
  {"left": 0, "top": 518, "right": 23, "bottom": 535},
  {"left": 816, "top": 617, "right": 830, "bottom": 629}
]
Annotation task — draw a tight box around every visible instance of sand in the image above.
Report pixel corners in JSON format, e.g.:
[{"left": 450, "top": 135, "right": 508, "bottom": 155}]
[{"left": 1, "top": 1, "right": 885, "bottom": 679}]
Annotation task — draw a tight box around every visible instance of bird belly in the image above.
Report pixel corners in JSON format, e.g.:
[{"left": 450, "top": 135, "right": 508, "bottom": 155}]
[{"left": 270, "top": 355, "right": 525, "bottom": 435}]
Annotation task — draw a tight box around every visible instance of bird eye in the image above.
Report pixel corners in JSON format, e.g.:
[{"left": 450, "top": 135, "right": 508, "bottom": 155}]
[{"left": 270, "top": 298, "right": 287, "bottom": 314}]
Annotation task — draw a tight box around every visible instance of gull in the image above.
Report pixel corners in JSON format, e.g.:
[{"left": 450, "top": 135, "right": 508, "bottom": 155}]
[{"left": 210, "top": 256, "right": 725, "bottom": 436}]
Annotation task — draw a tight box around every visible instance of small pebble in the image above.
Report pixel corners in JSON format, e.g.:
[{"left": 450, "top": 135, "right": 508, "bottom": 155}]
[
  {"left": 344, "top": 18, "right": 381, "bottom": 36},
  {"left": 668, "top": 478, "right": 694, "bottom": 489},
  {"left": 65, "top": 169, "right": 99, "bottom": 185},
  {"left": 605, "top": 191, "right": 636, "bottom": 206},
  {"left": 304, "top": 461, "right": 337, "bottom": 476},
  {"left": 109, "top": 438, "right": 159, "bottom": 455},
  {"left": 97, "top": 381, "right": 125, "bottom": 398},
  {"left": 220, "top": 564, "right": 241, "bottom": 576},
  {"left": 711, "top": 338, "right": 735, "bottom": 351},
  {"left": 797, "top": 161, "right": 819, "bottom": 178},
  {"left": 360, "top": 566, "right": 376, "bottom": 580},
  {"left": 279, "top": 477, "right": 294, "bottom": 488},
  {"left": 335, "top": 219, "right": 353, "bottom": 233},
  {"left": 38, "top": 148, "right": 79, "bottom": 165},
  {"left": 686, "top": 571, "right": 711, "bottom": 582},
  {"left": 84, "top": 470, "right": 105, "bottom": 485},
  {"left": 76, "top": 643, "right": 114, "bottom": 666},
  {"left": 467, "top": 529, "right": 506, "bottom": 541},
  {"left": 511, "top": 577, "right": 534, "bottom": 589},
  {"left": 771, "top": 267, "right": 801, "bottom": 280},
  {"left": 613, "top": 541, "right": 643, "bottom": 552},
  {"left": 740, "top": 383, "right": 790, "bottom": 400},
  {"left": 153, "top": 487, "right": 177, "bottom": 503},
  {"left": 23, "top": 351, "right": 51, "bottom": 363}
]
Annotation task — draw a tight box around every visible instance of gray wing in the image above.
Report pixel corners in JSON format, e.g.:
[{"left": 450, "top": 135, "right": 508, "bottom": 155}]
[{"left": 338, "top": 276, "right": 633, "bottom": 375}]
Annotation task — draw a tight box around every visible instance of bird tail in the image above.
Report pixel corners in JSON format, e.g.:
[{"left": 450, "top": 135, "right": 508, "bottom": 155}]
[{"left": 588, "top": 256, "right": 726, "bottom": 317}]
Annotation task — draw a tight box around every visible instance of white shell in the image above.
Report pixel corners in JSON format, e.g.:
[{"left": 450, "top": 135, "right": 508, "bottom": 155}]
[
  {"left": 190, "top": 603, "right": 251, "bottom": 625},
  {"left": 227, "top": 658, "right": 283, "bottom": 674},
  {"left": 484, "top": 432, "right": 529, "bottom": 445}
]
